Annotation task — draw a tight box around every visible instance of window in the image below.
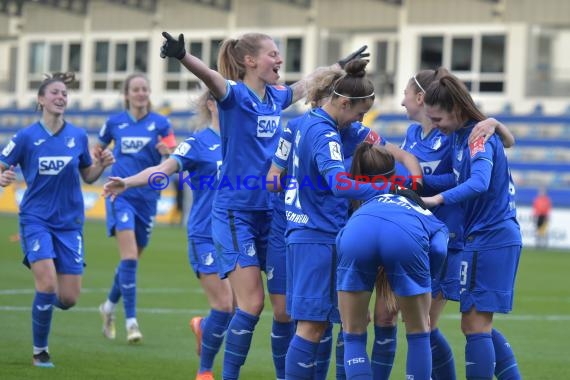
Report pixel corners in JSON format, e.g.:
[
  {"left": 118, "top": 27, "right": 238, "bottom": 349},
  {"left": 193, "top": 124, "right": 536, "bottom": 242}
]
[
  {"left": 27, "top": 41, "right": 82, "bottom": 89},
  {"left": 418, "top": 33, "right": 506, "bottom": 93},
  {"left": 420, "top": 36, "right": 443, "bottom": 70},
  {"left": 92, "top": 40, "right": 149, "bottom": 90},
  {"left": 164, "top": 37, "right": 222, "bottom": 92},
  {"left": 372, "top": 38, "right": 398, "bottom": 96},
  {"left": 285, "top": 38, "right": 302, "bottom": 73}
]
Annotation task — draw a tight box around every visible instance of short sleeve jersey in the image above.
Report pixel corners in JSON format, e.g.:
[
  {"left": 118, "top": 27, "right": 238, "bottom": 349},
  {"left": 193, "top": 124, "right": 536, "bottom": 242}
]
[
  {"left": 0, "top": 121, "right": 92, "bottom": 229},
  {"left": 216, "top": 80, "right": 292, "bottom": 211},
  {"left": 171, "top": 128, "right": 222, "bottom": 240}
]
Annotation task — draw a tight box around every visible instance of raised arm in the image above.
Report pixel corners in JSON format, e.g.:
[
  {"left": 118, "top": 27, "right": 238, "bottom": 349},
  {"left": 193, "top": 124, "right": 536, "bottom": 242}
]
[
  {"left": 290, "top": 45, "right": 370, "bottom": 103},
  {"left": 160, "top": 32, "right": 227, "bottom": 99}
]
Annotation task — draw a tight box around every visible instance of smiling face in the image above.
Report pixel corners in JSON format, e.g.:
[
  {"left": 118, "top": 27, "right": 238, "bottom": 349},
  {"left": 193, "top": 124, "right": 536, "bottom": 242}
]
[
  {"left": 125, "top": 75, "right": 150, "bottom": 111},
  {"left": 38, "top": 81, "right": 68, "bottom": 117},
  {"left": 425, "top": 104, "right": 461, "bottom": 135},
  {"left": 249, "top": 38, "right": 283, "bottom": 85},
  {"left": 401, "top": 80, "right": 424, "bottom": 122},
  {"left": 336, "top": 98, "right": 374, "bottom": 128}
]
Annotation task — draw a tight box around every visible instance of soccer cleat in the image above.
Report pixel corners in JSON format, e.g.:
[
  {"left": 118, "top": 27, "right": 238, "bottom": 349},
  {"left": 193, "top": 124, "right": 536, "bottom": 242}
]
[
  {"left": 127, "top": 323, "right": 143, "bottom": 344},
  {"left": 195, "top": 370, "right": 214, "bottom": 380},
  {"left": 189, "top": 316, "right": 203, "bottom": 356},
  {"left": 99, "top": 303, "right": 116, "bottom": 340},
  {"left": 32, "top": 351, "right": 54, "bottom": 368}
]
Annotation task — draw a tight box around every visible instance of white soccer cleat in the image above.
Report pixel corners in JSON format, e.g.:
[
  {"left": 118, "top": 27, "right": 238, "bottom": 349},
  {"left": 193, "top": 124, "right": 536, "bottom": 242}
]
[
  {"left": 127, "top": 323, "right": 143, "bottom": 344},
  {"left": 99, "top": 303, "right": 116, "bottom": 340}
]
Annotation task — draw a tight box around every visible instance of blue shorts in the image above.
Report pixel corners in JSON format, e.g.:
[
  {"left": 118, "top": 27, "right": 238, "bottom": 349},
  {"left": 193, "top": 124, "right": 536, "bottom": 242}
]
[
  {"left": 336, "top": 215, "right": 431, "bottom": 297},
  {"left": 105, "top": 197, "right": 154, "bottom": 248},
  {"left": 432, "top": 248, "right": 461, "bottom": 302},
  {"left": 459, "top": 245, "right": 522, "bottom": 314},
  {"left": 266, "top": 206, "right": 287, "bottom": 295},
  {"left": 286, "top": 243, "right": 340, "bottom": 323},
  {"left": 211, "top": 208, "right": 271, "bottom": 279},
  {"left": 188, "top": 238, "right": 220, "bottom": 277},
  {"left": 20, "top": 223, "right": 85, "bottom": 275}
]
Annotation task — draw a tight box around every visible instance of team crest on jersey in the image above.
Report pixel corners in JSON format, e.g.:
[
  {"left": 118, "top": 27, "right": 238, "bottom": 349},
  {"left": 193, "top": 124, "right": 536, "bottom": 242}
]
[
  {"left": 174, "top": 142, "right": 191, "bottom": 156},
  {"left": 275, "top": 138, "right": 291, "bottom": 160},
  {"left": 329, "top": 141, "right": 342, "bottom": 161},
  {"left": 457, "top": 148, "right": 463, "bottom": 162},
  {"left": 257, "top": 116, "right": 280, "bottom": 138},
  {"left": 243, "top": 242, "right": 256, "bottom": 257},
  {"left": 65, "top": 137, "right": 75, "bottom": 148},
  {"left": 420, "top": 160, "right": 441, "bottom": 175},
  {"left": 432, "top": 136, "right": 443, "bottom": 150},
  {"left": 38, "top": 156, "right": 72, "bottom": 175},
  {"left": 147, "top": 122, "right": 156, "bottom": 131},
  {"left": 469, "top": 135, "right": 485, "bottom": 157},
  {"left": 2, "top": 140, "right": 15, "bottom": 156},
  {"left": 121, "top": 137, "right": 151, "bottom": 154}
]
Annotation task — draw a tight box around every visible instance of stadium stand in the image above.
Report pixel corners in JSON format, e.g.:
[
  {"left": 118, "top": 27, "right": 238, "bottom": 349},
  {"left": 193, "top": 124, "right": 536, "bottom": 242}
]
[{"left": 1, "top": 105, "right": 569, "bottom": 207}]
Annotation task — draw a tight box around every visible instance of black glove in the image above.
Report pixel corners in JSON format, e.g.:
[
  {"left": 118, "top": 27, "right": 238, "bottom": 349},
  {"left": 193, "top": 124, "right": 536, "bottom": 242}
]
[
  {"left": 160, "top": 32, "right": 186, "bottom": 60},
  {"left": 390, "top": 185, "right": 427, "bottom": 209},
  {"left": 338, "top": 45, "right": 370, "bottom": 69}
]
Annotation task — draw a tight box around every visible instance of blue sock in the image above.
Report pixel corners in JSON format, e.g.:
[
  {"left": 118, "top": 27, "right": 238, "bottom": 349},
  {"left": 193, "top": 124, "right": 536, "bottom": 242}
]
[
  {"left": 465, "top": 333, "right": 495, "bottom": 380},
  {"left": 371, "top": 325, "right": 397, "bottom": 380},
  {"left": 336, "top": 328, "right": 346, "bottom": 380},
  {"left": 343, "top": 331, "right": 372, "bottom": 379},
  {"left": 431, "top": 328, "right": 456, "bottom": 380},
  {"left": 315, "top": 324, "right": 333, "bottom": 380},
  {"left": 108, "top": 266, "right": 121, "bottom": 303},
  {"left": 222, "top": 308, "right": 259, "bottom": 380},
  {"left": 271, "top": 319, "right": 295, "bottom": 380},
  {"left": 119, "top": 259, "right": 137, "bottom": 319},
  {"left": 32, "top": 291, "right": 56, "bottom": 351},
  {"left": 200, "top": 309, "right": 232, "bottom": 372},
  {"left": 492, "top": 329, "right": 521, "bottom": 380},
  {"left": 285, "top": 334, "right": 319, "bottom": 380},
  {"left": 406, "top": 332, "right": 431, "bottom": 380}
]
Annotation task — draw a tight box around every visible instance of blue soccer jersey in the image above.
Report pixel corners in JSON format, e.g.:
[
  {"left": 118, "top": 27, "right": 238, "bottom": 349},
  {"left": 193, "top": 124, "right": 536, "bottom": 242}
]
[
  {"left": 337, "top": 193, "right": 449, "bottom": 295},
  {"left": 398, "top": 123, "right": 463, "bottom": 250},
  {"left": 216, "top": 80, "right": 292, "bottom": 211},
  {"left": 0, "top": 121, "right": 92, "bottom": 229},
  {"left": 171, "top": 127, "right": 222, "bottom": 240},
  {"left": 98, "top": 111, "right": 172, "bottom": 216},
  {"left": 442, "top": 121, "right": 521, "bottom": 249},
  {"left": 340, "top": 121, "right": 386, "bottom": 171}
]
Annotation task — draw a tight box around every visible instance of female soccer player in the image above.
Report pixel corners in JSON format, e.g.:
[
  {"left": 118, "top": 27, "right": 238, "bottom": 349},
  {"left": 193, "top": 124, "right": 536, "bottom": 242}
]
[
  {"left": 421, "top": 73, "right": 522, "bottom": 380},
  {"left": 367, "top": 68, "right": 516, "bottom": 380},
  {"left": 337, "top": 143, "right": 448, "bottom": 380},
  {"left": 102, "top": 90, "right": 233, "bottom": 380},
  {"left": 0, "top": 72, "right": 114, "bottom": 367},
  {"left": 97, "top": 73, "right": 176, "bottom": 344},
  {"left": 160, "top": 31, "right": 367, "bottom": 379},
  {"left": 267, "top": 67, "right": 422, "bottom": 379}
]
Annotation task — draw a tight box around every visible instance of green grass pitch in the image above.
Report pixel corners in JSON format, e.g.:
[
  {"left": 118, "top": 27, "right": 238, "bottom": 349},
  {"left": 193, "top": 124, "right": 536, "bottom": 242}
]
[{"left": 0, "top": 213, "right": 568, "bottom": 379}]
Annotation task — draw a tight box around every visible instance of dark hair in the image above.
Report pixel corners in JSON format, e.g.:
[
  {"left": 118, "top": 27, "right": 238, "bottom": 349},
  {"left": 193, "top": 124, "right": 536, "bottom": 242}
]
[
  {"left": 36, "top": 72, "right": 75, "bottom": 111},
  {"left": 331, "top": 59, "right": 375, "bottom": 104},
  {"left": 423, "top": 69, "right": 486, "bottom": 123},
  {"left": 218, "top": 33, "right": 272, "bottom": 81},
  {"left": 123, "top": 73, "right": 151, "bottom": 110},
  {"left": 349, "top": 142, "right": 395, "bottom": 210},
  {"left": 306, "top": 68, "right": 344, "bottom": 108},
  {"left": 410, "top": 67, "right": 450, "bottom": 94}
]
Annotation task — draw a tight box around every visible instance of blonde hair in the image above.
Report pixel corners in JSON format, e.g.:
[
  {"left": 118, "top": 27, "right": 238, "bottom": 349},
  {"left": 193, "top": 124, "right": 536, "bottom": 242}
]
[
  {"left": 306, "top": 68, "right": 344, "bottom": 108},
  {"left": 217, "top": 33, "right": 273, "bottom": 80}
]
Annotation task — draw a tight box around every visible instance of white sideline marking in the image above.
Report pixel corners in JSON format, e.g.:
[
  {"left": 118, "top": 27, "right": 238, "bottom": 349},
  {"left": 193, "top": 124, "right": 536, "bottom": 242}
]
[{"left": 0, "top": 287, "right": 202, "bottom": 295}]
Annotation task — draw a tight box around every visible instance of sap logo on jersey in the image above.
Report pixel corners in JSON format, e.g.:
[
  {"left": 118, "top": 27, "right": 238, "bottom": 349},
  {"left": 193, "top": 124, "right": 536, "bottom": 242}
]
[
  {"left": 39, "top": 156, "right": 72, "bottom": 175},
  {"left": 257, "top": 116, "right": 280, "bottom": 138},
  {"left": 121, "top": 137, "right": 151, "bottom": 154}
]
